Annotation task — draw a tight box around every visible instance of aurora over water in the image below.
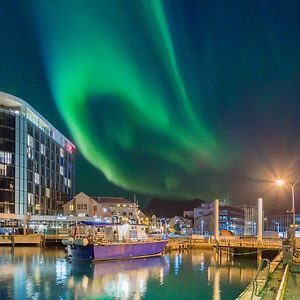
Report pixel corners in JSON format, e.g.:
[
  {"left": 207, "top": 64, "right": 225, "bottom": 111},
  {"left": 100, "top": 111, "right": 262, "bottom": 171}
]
[{"left": 1, "top": 1, "right": 300, "bottom": 208}]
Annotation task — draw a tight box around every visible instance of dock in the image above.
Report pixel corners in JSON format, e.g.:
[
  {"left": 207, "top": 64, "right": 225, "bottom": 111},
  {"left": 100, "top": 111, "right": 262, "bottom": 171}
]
[
  {"left": 0, "top": 234, "right": 42, "bottom": 246},
  {"left": 236, "top": 238, "right": 300, "bottom": 299}
]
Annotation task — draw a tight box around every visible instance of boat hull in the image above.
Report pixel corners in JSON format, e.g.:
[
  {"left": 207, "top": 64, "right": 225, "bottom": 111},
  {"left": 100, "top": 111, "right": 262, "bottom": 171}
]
[{"left": 71, "top": 240, "right": 168, "bottom": 261}]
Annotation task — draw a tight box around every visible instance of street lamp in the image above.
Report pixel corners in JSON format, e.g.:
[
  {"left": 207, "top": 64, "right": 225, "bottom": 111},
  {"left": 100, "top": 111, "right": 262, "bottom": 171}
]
[
  {"left": 276, "top": 179, "right": 299, "bottom": 246},
  {"left": 275, "top": 221, "right": 280, "bottom": 234}
]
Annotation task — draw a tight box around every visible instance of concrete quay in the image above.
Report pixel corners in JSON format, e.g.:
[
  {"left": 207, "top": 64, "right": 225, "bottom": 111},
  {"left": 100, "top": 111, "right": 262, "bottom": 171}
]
[
  {"left": 0, "top": 234, "right": 42, "bottom": 246},
  {"left": 236, "top": 238, "right": 300, "bottom": 300}
]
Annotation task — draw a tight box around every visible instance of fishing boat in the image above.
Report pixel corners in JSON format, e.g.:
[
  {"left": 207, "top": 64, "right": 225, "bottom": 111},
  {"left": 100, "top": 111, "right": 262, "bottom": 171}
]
[{"left": 62, "top": 221, "right": 168, "bottom": 262}]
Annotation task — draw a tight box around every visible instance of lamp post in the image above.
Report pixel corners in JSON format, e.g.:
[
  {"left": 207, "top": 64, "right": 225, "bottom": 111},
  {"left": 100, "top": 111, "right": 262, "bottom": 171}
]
[
  {"left": 276, "top": 179, "right": 299, "bottom": 247},
  {"left": 275, "top": 221, "right": 280, "bottom": 234}
]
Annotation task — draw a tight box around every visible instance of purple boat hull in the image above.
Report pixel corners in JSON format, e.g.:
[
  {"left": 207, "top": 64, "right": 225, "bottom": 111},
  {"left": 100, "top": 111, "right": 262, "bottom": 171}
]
[{"left": 71, "top": 240, "right": 168, "bottom": 261}]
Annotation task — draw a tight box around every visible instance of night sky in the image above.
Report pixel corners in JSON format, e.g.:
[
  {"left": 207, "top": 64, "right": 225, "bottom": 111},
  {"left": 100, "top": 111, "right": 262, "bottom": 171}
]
[{"left": 0, "top": 1, "right": 300, "bottom": 213}]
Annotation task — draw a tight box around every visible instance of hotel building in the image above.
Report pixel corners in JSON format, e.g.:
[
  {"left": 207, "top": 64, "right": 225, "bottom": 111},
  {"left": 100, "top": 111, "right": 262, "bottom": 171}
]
[{"left": 0, "top": 92, "right": 75, "bottom": 215}]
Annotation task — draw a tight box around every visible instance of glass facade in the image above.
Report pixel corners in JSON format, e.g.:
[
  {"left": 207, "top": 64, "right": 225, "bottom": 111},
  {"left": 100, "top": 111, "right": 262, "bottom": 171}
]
[{"left": 0, "top": 92, "right": 75, "bottom": 215}]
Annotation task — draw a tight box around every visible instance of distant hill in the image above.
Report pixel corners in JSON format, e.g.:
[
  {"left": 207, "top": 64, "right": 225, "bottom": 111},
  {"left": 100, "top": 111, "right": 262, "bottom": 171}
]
[{"left": 144, "top": 198, "right": 205, "bottom": 217}]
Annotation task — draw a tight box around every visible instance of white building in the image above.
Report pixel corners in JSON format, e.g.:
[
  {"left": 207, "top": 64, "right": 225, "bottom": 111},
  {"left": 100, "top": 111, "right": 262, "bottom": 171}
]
[
  {"left": 91, "top": 196, "right": 144, "bottom": 224},
  {"left": 244, "top": 206, "right": 258, "bottom": 236},
  {"left": 63, "top": 192, "right": 144, "bottom": 223},
  {"left": 63, "top": 192, "right": 104, "bottom": 218}
]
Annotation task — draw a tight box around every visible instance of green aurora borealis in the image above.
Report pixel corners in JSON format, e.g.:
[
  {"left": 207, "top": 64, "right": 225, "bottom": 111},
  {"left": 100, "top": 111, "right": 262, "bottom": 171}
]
[
  {"left": 32, "top": 1, "right": 231, "bottom": 197},
  {"left": 1, "top": 1, "right": 300, "bottom": 208}
]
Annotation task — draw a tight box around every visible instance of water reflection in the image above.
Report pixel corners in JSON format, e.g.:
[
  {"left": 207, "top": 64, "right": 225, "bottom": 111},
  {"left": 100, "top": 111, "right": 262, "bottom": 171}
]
[
  {"left": 0, "top": 247, "right": 258, "bottom": 299},
  {"left": 0, "top": 247, "right": 73, "bottom": 299},
  {"left": 70, "top": 257, "right": 169, "bottom": 299}
]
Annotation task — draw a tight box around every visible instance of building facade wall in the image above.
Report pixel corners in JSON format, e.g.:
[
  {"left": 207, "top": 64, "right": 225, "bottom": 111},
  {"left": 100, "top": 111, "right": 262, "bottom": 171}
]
[
  {"left": 63, "top": 193, "right": 103, "bottom": 217},
  {"left": 0, "top": 92, "right": 75, "bottom": 215},
  {"left": 193, "top": 203, "right": 244, "bottom": 236},
  {"left": 266, "top": 214, "right": 295, "bottom": 232},
  {"left": 244, "top": 206, "right": 258, "bottom": 236}
]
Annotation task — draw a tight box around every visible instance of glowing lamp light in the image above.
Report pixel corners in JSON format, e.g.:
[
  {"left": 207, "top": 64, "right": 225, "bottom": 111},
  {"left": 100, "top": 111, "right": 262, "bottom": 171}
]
[{"left": 276, "top": 179, "right": 285, "bottom": 187}]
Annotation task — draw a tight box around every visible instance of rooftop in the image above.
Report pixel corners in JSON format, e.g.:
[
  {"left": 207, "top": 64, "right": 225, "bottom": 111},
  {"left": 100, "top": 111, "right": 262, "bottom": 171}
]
[
  {"left": 91, "top": 197, "right": 133, "bottom": 204},
  {"left": 0, "top": 91, "right": 75, "bottom": 148}
]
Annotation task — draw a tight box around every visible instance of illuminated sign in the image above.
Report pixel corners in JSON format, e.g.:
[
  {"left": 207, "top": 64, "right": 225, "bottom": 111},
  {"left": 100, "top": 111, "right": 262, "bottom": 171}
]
[
  {"left": 56, "top": 216, "right": 68, "bottom": 220},
  {"left": 65, "top": 142, "right": 76, "bottom": 154}
]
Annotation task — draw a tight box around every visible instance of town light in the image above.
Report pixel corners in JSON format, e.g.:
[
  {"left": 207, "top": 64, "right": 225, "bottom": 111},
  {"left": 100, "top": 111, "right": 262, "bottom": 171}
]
[
  {"left": 275, "top": 178, "right": 300, "bottom": 252},
  {"left": 276, "top": 179, "right": 285, "bottom": 186}
]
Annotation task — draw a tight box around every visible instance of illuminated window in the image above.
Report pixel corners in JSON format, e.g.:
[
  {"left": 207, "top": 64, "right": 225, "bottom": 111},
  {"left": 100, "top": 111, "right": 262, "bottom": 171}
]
[
  {"left": 0, "top": 164, "right": 7, "bottom": 176},
  {"left": 67, "top": 179, "right": 71, "bottom": 188},
  {"left": 35, "top": 204, "right": 40, "bottom": 210},
  {"left": 34, "top": 172, "right": 40, "bottom": 184},
  {"left": 0, "top": 151, "right": 12, "bottom": 164},
  {"left": 27, "top": 134, "right": 33, "bottom": 147},
  {"left": 46, "top": 188, "right": 50, "bottom": 198},
  {"left": 40, "top": 144, "right": 45, "bottom": 155},
  {"left": 69, "top": 204, "right": 74, "bottom": 211},
  {"left": 27, "top": 193, "right": 33, "bottom": 205},
  {"left": 60, "top": 147, "right": 64, "bottom": 157},
  {"left": 60, "top": 166, "right": 64, "bottom": 175},
  {"left": 122, "top": 204, "right": 126, "bottom": 207},
  {"left": 27, "top": 147, "right": 33, "bottom": 159}
]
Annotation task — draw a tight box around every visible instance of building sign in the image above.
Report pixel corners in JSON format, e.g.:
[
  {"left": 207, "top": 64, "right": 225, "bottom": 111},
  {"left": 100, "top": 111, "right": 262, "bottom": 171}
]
[{"left": 65, "top": 142, "right": 76, "bottom": 154}]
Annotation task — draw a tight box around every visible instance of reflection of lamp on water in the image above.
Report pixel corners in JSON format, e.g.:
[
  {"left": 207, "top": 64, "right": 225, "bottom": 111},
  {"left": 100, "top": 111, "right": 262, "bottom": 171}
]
[
  {"left": 201, "top": 220, "right": 204, "bottom": 235},
  {"left": 213, "top": 268, "right": 220, "bottom": 300}
]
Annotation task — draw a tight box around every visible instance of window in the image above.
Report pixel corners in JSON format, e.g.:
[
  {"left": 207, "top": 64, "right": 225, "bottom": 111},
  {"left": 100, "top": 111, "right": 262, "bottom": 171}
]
[
  {"left": 34, "top": 172, "right": 40, "bottom": 184},
  {"left": 27, "top": 134, "right": 34, "bottom": 147},
  {"left": 35, "top": 204, "right": 40, "bottom": 210},
  {"left": 46, "top": 188, "right": 50, "bottom": 198},
  {"left": 60, "top": 166, "right": 64, "bottom": 175},
  {"left": 123, "top": 212, "right": 126, "bottom": 216},
  {"left": 0, "top": 151, "right": 12, "bottom": 164},
  {"left": 77, "top": 204, "right": 87, "bottom": 210},
  {"left": 27, "top": 193, "right": 33, "bottom": 205},
  {"left": 69, "top": 204, "right": 74, "bottom": 211},
  {"left": 67, "top": 179, "right": 72, "bottom": 188},
  {"left": 27, "top": 147, "right": 33, "bottom": 159},
  {"left": 60, "top": 147, "right": 64, "bottom": 157},
  {"left": 40, "top": 144, "right": 45, "bottom": 155},
  {"left": 0, "top": 164, "right": 7, "bottom": 176}
]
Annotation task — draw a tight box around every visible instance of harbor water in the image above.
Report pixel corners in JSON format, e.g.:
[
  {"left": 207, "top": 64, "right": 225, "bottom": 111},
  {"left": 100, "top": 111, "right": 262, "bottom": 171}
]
[{"left": 0, "top": 247, "right": 258, "bottom": 300}]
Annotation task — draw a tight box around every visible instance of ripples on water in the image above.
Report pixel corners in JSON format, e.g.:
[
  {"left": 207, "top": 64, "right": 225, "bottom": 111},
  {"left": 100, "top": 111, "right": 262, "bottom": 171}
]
[{"left": 0, "top": 247, "right": 257, "bottom": 300}]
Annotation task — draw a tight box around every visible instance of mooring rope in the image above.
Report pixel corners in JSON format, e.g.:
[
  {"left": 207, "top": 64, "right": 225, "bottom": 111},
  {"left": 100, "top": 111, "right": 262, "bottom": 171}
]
[{"left": 216, "top": 248, "right": 275, "bottom": 256}]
